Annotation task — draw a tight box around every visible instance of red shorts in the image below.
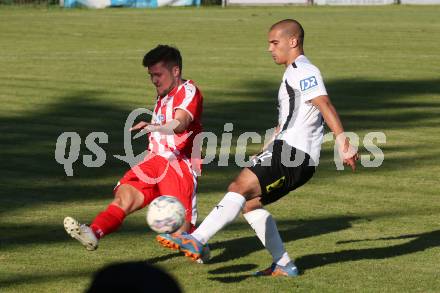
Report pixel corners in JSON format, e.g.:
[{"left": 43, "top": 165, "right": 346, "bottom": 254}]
[{"left": 115, "top": 154, "right": 197, "bottom": 226}]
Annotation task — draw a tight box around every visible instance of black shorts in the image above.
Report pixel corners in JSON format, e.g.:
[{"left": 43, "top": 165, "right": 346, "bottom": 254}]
[{"left": 248, "top": 140, "right": 316, "bottom": 205}]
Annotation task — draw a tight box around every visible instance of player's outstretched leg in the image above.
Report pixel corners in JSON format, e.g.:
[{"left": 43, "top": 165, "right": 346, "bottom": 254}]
[
  {"left": 64, "top": 216, "right": 98, "bottom": 251},
  {"left": 243, "top": 205, "right": 298, "bottom": 277},
  {"left": 64, "top": 185, "right": 141, "bottom": 250}
]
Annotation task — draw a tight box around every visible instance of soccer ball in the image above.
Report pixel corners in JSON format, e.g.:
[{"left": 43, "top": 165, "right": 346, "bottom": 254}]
[{"left": 146, "top": 196, "right": 185, "bottom": 234}]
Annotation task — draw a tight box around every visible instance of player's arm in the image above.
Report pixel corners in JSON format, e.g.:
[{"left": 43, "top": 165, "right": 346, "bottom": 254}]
[
  {"left": 311, "top": 95, "right": 359, "bottom": 171},
  {"left": 168, "top": 109, "right": 192, "bottom": 134},
  {"left": 130, "top": 109, "right": 192, "bottom": 135}
]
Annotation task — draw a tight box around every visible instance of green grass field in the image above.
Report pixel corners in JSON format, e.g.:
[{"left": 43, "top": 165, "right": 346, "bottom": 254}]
[{"left": 1, "top": 5, "right": 439, "bottom": 292}]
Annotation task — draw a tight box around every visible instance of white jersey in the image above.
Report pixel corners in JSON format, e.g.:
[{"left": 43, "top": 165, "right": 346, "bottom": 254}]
[{"left": 276, "top": 55, "right": 327, "bottom": 165}]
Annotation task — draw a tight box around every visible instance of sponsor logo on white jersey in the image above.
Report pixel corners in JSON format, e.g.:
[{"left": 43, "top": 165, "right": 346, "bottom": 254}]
[{"left": 300, "top": 76, "right": 318, "bottom": 91}]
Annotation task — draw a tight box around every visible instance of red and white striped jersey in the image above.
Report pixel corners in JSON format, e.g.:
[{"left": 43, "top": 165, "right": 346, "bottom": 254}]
[{"left": 148, "top": 79, "right": 203, "bottom": 164}]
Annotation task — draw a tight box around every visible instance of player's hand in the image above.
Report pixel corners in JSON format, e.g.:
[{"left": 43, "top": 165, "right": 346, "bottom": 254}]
[
  {"left": 129, "top": 121, "right": 150, "bottom": 132},
  {"left": 339, "top": 144, "right": 359, "bottom": 172},
  {"left": 130, "top": 122, "right": 162, "bottom": 140},
  {"left": 130, "top": 122, "right": 160, "bottom": 133},
  {"left": 343, "top": 152, "right": 359, "bottom": 172}
]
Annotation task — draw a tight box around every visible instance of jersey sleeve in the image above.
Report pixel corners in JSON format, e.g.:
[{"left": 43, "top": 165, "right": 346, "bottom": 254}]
[
  {"left": 288, "top": 67, "right": 328, "bottom": 102},
  {"left": 173, "top": 82, "right": 203, "bottom": 121}
]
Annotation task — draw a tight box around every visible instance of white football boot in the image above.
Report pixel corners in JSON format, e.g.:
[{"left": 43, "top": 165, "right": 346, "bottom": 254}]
[{"left": 64, "top": 216, "right": 98, "bottom": 251}]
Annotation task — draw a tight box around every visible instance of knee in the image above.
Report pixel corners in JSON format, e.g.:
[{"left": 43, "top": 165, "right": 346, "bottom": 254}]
[
  {"left": 113, "top": 190, "right": 124, "bottom": 206},
  {"left": 112, "top": 190, "right": 128, "bottom": 212},
  {"left": 113, "top": 184, "right": 143, "bottom": 214},
  {"left": 228, "top": 168, "right": 261, "bottom": 199},
  {"left": 228, "top": 180, "right": 259, "bottom": 200}
]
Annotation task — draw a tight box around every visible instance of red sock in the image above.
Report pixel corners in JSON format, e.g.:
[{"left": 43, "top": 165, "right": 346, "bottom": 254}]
[{"left": 90, "top": 204, "right": 126, "bottom": 239}]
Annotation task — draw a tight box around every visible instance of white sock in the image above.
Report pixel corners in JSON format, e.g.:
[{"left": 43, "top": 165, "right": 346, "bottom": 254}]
[
  {"left": 192, "top": 192, "right": 245, "bottom": 244},
  {"left": 243, "top": 208, "right": 292, "bottom": 266}
]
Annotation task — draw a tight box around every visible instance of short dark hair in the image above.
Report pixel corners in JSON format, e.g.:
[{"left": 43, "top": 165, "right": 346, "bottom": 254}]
[
  {"left": 142, "top": 45, "right": 182, "bottom": 72},
  {"left": 270, "top": 19, "right": 305, "bottom": 46}
]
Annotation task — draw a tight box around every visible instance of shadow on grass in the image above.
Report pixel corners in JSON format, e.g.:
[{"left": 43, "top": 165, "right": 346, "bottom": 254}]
[
  {"left": 2, "top": 227, "right": 438, "bottom": 286},
  {"left": 208, "top": 264, "right": 258, "bottom": 275},
  {"left": 208, "top": 229, "right": 440, "bottom": 283},
  {"left": 296, "top": 229, "right": 440, "bottom": 272},
  {"left": 208, "top": 215, "right": 358, "bottom": 264}
]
